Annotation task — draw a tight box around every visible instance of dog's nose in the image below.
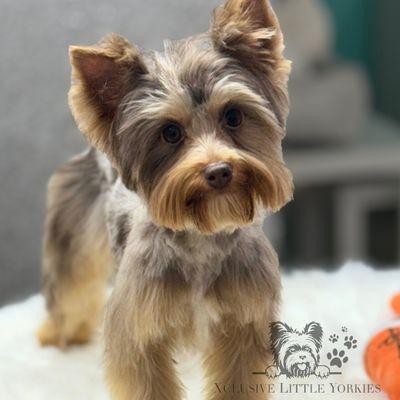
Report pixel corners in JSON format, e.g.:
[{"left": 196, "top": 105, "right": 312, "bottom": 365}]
[
  {"left": 299, "top": 355, "right": 306, "bottom": 360},
  {"left": 204, "top": 162, "right": 233, "bottom": 189}
]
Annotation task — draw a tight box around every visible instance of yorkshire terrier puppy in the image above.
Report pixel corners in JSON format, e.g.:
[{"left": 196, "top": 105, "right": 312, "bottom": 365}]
[{"left": 37, "top": 0, "right": 293, "bottom": 398}]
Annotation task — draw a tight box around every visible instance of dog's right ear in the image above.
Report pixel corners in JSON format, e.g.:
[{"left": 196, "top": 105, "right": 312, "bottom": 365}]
[{"left": 69, "top": 34, "right": 147, "bottom": 157}]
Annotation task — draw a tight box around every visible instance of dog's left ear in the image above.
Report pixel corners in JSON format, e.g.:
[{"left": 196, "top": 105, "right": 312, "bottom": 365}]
[
  {"left": 303, "top": 322, "right": 323, "bottom": 349},
  {"left": 211, "top": 0, "right": 290, "bottom": 80},
  {"left": 68, "top": 34, "right": 147, "bottom": 158},
  {"left": 270, "top": 322, "right": 292, "bottom": 345}
]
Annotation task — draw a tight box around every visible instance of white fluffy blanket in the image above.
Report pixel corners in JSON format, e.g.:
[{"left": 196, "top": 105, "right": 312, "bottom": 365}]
[{"left": 0, "top": 263, "right": 398, "bottom": 400}]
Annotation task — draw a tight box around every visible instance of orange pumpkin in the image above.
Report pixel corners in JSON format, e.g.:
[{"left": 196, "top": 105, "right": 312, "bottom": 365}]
[{"left": 365, "top": 294, "right": 400, "bottom": 400}]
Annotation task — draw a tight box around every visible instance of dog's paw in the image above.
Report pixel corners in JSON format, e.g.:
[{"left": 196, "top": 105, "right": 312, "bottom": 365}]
[
  {"left": 315, "top": 365, "right": 330, "bottom": 378},
  {"left": 265, "top": 365, "right": 280, "bottom": 378},
  {"left": 37, "top": 318, "right": 92, "bottom": 348},
  {"left": 37, "top": 318, "right": 66, "bottom": 348}
]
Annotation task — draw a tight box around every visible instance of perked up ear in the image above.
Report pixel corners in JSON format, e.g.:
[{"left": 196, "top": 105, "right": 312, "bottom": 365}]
[
  {"left": 211, "top": 0, "right": 290, "bottom": 80},
  {"left": 270, "top": 322, "right": 292, "bottom": 343},
  {"left": 303, "top": 322, "right": 323, "bottom": 349},
  {"left": 69, "top": 34, "right": 147, "bottom": 156}
]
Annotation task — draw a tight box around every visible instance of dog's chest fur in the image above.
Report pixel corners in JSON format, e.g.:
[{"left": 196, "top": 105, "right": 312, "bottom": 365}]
[
  {"left": 106, "top": 175, "right": 240, "bottom": 281},
  {"left": 101, "top": 154, "right": 278, "bottom": 351},
  {"left": 105, "top": 177, "right": 233, "bottom": 342}
]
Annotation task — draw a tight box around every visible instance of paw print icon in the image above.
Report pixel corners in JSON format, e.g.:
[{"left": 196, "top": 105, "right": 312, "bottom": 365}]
[
  {"left": 327, "top": 349, "right": 349, "bottom": 368},
  {"left": 344, "top": 336, "right": 358, "bottom": 349},
  {"left": 329, "top": 334, "right": 339, "bottom": 343}
]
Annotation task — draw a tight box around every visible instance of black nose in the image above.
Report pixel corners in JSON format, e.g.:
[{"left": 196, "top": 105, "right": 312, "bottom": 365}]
[
  {"left": 299, "top": 355, "right": 306, "bottom": 360},
  {"left": 204, "top": 162, "right": 233, "bottom": 189}
]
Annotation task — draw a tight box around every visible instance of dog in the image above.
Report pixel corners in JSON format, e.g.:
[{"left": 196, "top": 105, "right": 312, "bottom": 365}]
[
  {"left": 267, "top": 322, "right": 330, "bottom": 378},
  {"left": 37, "top": 0, "right": 293, "bottom": 399}
]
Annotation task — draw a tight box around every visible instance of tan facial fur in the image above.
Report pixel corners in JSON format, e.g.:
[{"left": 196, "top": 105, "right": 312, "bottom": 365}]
[{"left": 149, "top": 135, "right": 293, "bottom": 234}]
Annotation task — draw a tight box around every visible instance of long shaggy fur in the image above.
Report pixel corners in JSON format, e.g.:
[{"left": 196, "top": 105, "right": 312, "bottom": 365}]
[{"left": 149, "top": 136, "right": 292, "bottom": 234}]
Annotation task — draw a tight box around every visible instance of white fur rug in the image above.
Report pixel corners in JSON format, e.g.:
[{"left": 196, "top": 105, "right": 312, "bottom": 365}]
[{"left": 0, "top": 263, "right": 398, "bottom": 400}]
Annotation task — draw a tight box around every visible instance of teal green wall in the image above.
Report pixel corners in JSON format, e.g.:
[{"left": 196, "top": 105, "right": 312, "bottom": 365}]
[
  {"left": 323, "top": 0, "right": 400, "bottom": 123},
  {"left": 324, "top": 0, "right": 373, "bottom": 70}
]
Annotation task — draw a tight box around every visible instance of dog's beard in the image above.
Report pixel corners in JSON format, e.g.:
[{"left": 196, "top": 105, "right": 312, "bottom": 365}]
[
  {"left": 284, "top": 353, "right": 317, "bottom": 378},
  {"left": 289, "top": 362, "right": 313, "bottom": 378},
  {"left": 148, "top": 150, "right": 293, "bottom": 235}
]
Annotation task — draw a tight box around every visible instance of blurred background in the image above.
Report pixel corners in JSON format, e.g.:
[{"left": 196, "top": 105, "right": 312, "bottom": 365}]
[{"left": 0, "top": 0, "right": 399, "bottom": 306}]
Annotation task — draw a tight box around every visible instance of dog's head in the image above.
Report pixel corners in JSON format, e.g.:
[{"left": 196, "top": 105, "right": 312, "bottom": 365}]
[
  {"left": 270, "top": 322, "right": 323, "bottom": 378},
  {"left": 68, "top": 0, "right": 293, "bottom": 234}
]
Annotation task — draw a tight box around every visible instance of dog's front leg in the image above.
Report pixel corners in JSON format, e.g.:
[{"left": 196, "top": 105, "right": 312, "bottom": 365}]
[
  {"left": 103, "top": 267, "right": 188, "bottom": 400},
  {"left": 202, "top": 242, "right": 280, "bottom": 400},
  {"left": 203, "top": 317, "right": 272, "bottom": 400},
  {"left": 105, "top": 338, "right": 183, "bottom": 400}
]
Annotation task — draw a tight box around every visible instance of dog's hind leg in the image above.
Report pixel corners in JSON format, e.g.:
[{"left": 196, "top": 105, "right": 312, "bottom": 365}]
[{"left": 37, "top": 148, "right": 114, "bottom": 347}]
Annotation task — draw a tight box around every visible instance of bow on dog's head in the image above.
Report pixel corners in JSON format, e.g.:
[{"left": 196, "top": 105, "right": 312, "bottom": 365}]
[{"left": 270, "top": 322, "right": 323, "bottom": 378}]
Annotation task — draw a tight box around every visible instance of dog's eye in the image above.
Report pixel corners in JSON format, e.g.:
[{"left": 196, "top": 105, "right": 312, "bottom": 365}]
[
  {"left": 224, "top": 108, "right": 243, "bottom": 128},
  {"left": 289, "top": 347, "right": 296, "bottom": 353},
  {"left": 304, "top": 346, "right": 312, "bottom": 353},
  {"left": 162, "top": 123, "right": 184, "bottom": 144}
]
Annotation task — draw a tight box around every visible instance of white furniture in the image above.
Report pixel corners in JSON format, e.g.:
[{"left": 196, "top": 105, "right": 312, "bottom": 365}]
[{"left": 280, "top": 115, "right": 400, "bottom": 266}]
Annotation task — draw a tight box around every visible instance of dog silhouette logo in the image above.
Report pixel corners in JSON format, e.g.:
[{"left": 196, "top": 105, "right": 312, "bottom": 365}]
[
  {"left": 253, "top": 321, "right": 358, "bottom": 379},
  {"left": 266, "top": 322, "right": 330, "bottom": 378}
]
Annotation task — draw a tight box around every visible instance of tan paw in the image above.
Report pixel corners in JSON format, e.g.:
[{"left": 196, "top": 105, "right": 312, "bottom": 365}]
[
  {"left": 37, "top": 318, "right": 66, "bottom": 348},
  {"left": 37, "top": 318, "right": 92, "bottom": 348}
]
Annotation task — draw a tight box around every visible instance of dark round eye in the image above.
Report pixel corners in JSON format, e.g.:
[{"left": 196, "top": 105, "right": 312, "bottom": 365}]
[
  {"left": 162, "top": 123, "right": 183, "bottom": 144},
  {"left": 224, "top": 108, "right": 243, "bottom": 128}
]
